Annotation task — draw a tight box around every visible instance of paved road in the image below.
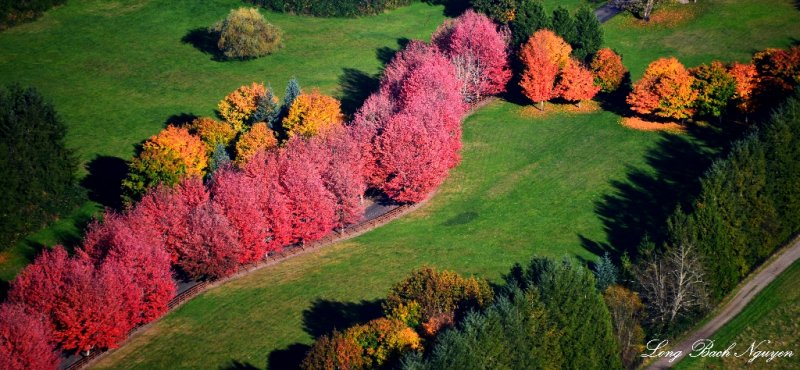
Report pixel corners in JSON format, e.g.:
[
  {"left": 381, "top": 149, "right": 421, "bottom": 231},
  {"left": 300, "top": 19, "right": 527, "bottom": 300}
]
[
  {"left": 595, "top": 3, "right": 622, "bottom": 23},
  {"left": 646, "top": 239, "right": 800, "bottom": 369}
]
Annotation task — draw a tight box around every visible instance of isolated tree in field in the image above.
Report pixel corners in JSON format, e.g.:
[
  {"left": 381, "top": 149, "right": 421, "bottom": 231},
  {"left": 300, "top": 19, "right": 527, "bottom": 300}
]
[
  {"left": 81, "top": 210, "right": 176, "bottom": 324},
  {"left": 573, "top": 7, "right": 603, "bottom": 61},
  {"left": 519, "top": 30, "right": 570, "bottom": 110},
  {"left": 591, "top": 48, "right": 627, "bottom": 93},
  {"left": 550, "top": 6, "right": 576, "bottom": 45},
  {"left": 0, "top": 85, "right": 78, "bottom": 252},
  {"left": 635, "top": 243, "right": 709, "bottom": 329},
  {"left": 0, "top": 303, "right": 59, "bottom": 370},
  {"left": 180, "top": 202, "right": 242, "bottom": 280},
  {"left": 557, "top": 59, "right": 601, "bottom": 106},
  {"left": 603, "top": 285, "right": 645, "bottom": 369},
  {"left": 281, "top": 89, "right": 344, "bottom": 138},
  {"left": 431, "top": 9, "right": 512, "bottom": 103},
  {"left": 728, "top": 62, "right": 759, "bottom": 117},
  {"left": 135, "top": 176, "right": 210, "bottom": 263},
  {"left": 213, "top": 8, "right": 282, "bottom": 60},
  {"left": 235, "top": 121, "right": 278, "bottom": 165},
  {"left": 218, "top": 82, "right": 267, "bottom": 130},
  {"left": 190, "top": 117, "right": 237, "bottom": 152},
  {"left": 691, "top": 61, "right": 737, "bottom": 118},
  {"left": 627, "top": 57, "right": 697, "bottom": 120},
  {"left": 510, "top": 0, "right": 549, "bottom": 48}
]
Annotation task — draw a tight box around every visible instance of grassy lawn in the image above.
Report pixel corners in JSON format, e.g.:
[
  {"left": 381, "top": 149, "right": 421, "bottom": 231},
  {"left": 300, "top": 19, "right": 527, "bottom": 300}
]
[
  {"left": 675, "top": 259, "right": 800, "bottom": 370},
  {"left": 603, "top": 0, "right": 800, "bottom": 78},
  {"left": 93, "top": 102, "right": 662, "bottom": 369}
]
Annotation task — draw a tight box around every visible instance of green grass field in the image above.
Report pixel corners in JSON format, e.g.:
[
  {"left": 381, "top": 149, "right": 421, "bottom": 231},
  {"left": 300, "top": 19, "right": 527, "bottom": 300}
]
[
  {"left": 675, "top": 259, "right": 800, "bottom": 370},
  {"left": 0, "top": 0, "right": 798, "bottom": 368}
]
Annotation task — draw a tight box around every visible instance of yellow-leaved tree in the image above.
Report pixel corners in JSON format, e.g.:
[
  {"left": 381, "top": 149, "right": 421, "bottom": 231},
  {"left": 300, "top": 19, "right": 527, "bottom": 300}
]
[{"left": 281, "top": 89, "right": 344, "bottom": 138}]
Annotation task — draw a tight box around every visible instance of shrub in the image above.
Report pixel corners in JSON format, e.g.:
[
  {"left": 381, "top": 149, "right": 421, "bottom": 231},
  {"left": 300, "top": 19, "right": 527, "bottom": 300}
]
[
  {"left": 471, "top": 0, "right": 517, "bottom": 24},
  {"left": 281, "top": 89, "right": 344, "bottom": 139},
  {"left": 235, "top": 122, "right": 278, "bottom": 165},
  {"left": 213, "top": 8, "right": 282, "bottom": 60},
  {"left": 190, "top": 117, "right": 237, "bottom": 152},
  {"left": 431, "top": 9, "right": 512, "bottom": 103},
  {"left": 0, "top": 85, "right": 80, "bottom": 252},
  {"left": 0, "top": 303, "right": 59, "bottom": 370},
  {"left": 591, "top": 48, "right": 627, "bottom": 93},
  {"left": 627, "top": 57, "right": 697, "bottom": 120},
  {"left": 122, "top": 125, "right": 207, "bottom": 202},
  {"left": 218, "top": 82, "right": 267, "bottom": 131}
]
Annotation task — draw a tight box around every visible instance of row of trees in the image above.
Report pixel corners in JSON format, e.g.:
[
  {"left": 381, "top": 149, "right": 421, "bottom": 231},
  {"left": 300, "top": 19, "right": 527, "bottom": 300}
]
[
  {"left": 302, "top": 258, "right": 624, "bottom": 370},
  {"left": 1, "top": 10, "right": 513, "bottom": 368},
  {"left": 627, "top": 46, "right": 800, "bottom": 122}
]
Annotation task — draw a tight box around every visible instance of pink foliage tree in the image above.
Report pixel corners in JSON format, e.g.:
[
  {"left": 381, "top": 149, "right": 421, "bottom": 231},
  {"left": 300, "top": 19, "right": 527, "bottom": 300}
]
[
  {"left": 0, "top": 303, "right": 59, "bottom": 370},
  {"left": 432, "top": 9, "right": 511, "bottom": 103},
  {"left": 179, "top": 202, "right": 242, "bottom": 280},
  {"left": 7, "top": 246, "right": 70, "bottom": 322},
  {"left": 313, "top": 129, "right": 367, "bottom": 228},
  {"left": 241, "top": 149, "right": 294, "bottom": 250}
]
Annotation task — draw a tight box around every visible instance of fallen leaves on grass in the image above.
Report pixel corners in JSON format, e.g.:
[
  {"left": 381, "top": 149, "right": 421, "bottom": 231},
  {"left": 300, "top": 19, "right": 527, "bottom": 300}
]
[
  {"left": 621, "top": 4, "right": 699, "bottom": 29},
  {"left": 620, "top": 116, "right": 685, "bottom": 133},
  {"left": 519, "top": 100, "right": 601, "bottom": 118}
]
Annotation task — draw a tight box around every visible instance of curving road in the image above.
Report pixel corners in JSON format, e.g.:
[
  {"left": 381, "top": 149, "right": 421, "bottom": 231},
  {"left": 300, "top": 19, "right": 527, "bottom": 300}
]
[{"left": 646, "top": 239, "right": 800, "bottom": 369}]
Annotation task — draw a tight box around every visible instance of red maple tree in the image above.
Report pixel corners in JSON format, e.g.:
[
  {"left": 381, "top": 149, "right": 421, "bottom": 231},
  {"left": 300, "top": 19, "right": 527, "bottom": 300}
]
[
  {"left": 557, "top": 59, "right": 601, "bottom": 106},
  {"left": 0, "top": 303, "right": 59, "bottom": 370}
]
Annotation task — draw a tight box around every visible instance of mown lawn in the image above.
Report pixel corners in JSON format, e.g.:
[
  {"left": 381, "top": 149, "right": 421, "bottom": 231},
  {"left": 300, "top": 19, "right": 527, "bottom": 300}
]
[
  {"left": 93, "top": 102, "right": 662, "bottom": 369},
  {"left": 675, "top": 259, "right": 800, "bottom": 370}
]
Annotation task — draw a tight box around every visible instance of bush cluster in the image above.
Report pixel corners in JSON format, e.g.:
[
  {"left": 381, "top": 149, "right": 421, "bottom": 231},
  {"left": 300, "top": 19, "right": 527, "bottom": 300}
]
[
  {"left": 251, "top": 0, "right": 414, "bottom": 17},
  {"left": 0, "top": 0, "right": 65, "bottom": 29},
  {"left": 213, "top": 8, "right": 283, "bottom": 60}
]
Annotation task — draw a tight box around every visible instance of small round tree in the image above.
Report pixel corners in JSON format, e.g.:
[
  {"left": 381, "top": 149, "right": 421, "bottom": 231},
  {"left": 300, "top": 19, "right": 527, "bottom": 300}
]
[
  {"left": 213, "top": 8, "right": 283, "bottom": 60},
  {"left": 591, "top": 48, "right": 627, "bottom": 93}
]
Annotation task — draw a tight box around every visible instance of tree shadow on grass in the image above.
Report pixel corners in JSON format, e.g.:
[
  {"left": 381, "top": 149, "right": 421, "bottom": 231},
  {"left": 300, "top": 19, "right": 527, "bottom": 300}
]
[
  {"left": 267, "top": 344, "right": 310, "bottom": 370},
  {"left": 181, "top": 27, "right": 225, "bottom": 61},
  {"left": 582, "top": 120, "right": 748, "bottom": 260},
  {"left": 302, "top": 298, "right": 384, "bottom": 338},
  {"left": 423, "top": 0, "right": 470, "bottom": 17},
  {"left": 80, "top": 156, "right": 128, "bottom": 211},
  {"left": 219, "top": 360, "right": 260, "bottom": 370},
  {"left": 165, "top": 113, "right": 199, "bottom": 127},
  {"left": 338, "top": 68, "right": 380, "bottom": 117}
]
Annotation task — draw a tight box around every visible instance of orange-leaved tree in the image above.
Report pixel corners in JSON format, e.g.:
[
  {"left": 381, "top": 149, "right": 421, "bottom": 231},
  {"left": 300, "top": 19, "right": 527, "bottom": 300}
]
[
  {"left": 752, "top": 46, "right": 800, "bottom": 106},
  {"left": 557, "top": 59, "right": 601, "bottom": 107},
  {"left": 627, "top": 57, "right": 697, "bottom": 121},
  {"left": 591, "top": 48, "right": 627, "bottom": 93},
  {"left": 122, "top": 125, "right": 206, "bottom": 202},
  {"left": 235, "top": 122, "right": 278, "bottom": 165},
  {"left": 519, "top": 29, "right": 571, "bottom": 110},
  {"left": 218, "top": 82, "right": 267, "bottom": 131},
  {"left": 728, "top": 62, "right": 759, "bottom": 117},
  {"left": 281, "top": 89, "right": 344, "bottom": 138},
  {"left": 190, "top": 117, "right": 237, "bottom": 151}
]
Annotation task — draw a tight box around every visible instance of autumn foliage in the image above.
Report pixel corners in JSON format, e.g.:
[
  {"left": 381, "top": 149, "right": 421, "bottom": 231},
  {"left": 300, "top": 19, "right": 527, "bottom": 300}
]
[
  {"left": 218, "top": 82, "right": 267, "bottom": 130},
  {"left": 752, "top": 46, "right": 800, "bottom": 105},
  {"left": 235, "top": 121, "right": 278, "bottom": 165},
  {"left": 591, "top": 48, "right": 627, "bottom": 93},
  {"left": 281, "top": 89, "right": 344, "bottom": 138},
  {"left": 691, "top": 61, "right": 737, "bottom": 118},
  {"left": 432, "top": 9, "right": 511, "bottom": 103},
  {"left": 0, "top": 303, "right": 59, "bottom": 370},
  {"left": 627, "top": 57, "right": 697, "bottom": 120},
  {"left": 728, "top": 62, "right": 759, "bottom": 115},
  {"left": 519, "top": 30, "right": 570, "bottom": 109},
  {"left": 190, "top": 117, "right": 237, "bottom": 152},
  {"left": 122, "top": 125, "right": 207, "bottom": 201},
  {"left": 557, "top": 59, "right": 601, "bottom": 106}
]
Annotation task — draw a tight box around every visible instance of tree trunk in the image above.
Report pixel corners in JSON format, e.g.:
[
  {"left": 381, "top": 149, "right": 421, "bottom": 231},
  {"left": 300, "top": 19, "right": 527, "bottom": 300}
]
[
  {"left": 539, "top": 101, "right": 545, "bottom": 111},
  {"left": 576, "top": 100, "right": 582, "bottom": 108},
  {"left": 643, "top": 0, "right": 656, "bottom": 21}
]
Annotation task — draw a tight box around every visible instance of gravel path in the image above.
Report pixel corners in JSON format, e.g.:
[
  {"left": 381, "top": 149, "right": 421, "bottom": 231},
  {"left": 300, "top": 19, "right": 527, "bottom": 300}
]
[{"left": 646, "top": 239, "right": 800, "bottom": 369}]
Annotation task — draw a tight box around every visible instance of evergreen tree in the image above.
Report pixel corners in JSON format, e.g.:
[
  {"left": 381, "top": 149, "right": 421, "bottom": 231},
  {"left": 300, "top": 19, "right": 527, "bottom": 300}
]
[
  {"left": 282, "top": 77, "right": 301, "bottom": 117},
  {"left": 251, "top": 85, "right": 280, "bottom": 127},
  {"left": 509, "top": 257, "right": 622, "bottom": 369},
  {"left": 0, "top": 84, "right": 79, "bottom": 251},
  {"left": 510, "top": 0, "right": 549, "bottom": 48},
  {"left": 594, "top": 252, "right": 618, "bottom": 291},
  {"left": 573, "top": 7, "right": 603, "bottom": 61},
  {"left": 209, "top": 143, "right": 231, "bottom": 173},
  {"left": 550, "top": 6, "right": 576, "bottom": 46}
]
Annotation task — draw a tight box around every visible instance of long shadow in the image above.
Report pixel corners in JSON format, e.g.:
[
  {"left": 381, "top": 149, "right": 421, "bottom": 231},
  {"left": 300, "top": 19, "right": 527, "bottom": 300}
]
[
  {"left": 584, "top": 120, "right": 747, "bottom": 260},
  {"left": 267, "top": 344, "right": 310, "bottom": 370},
  {"left": 338, "top": 68, "right": 380, "bottom": 117},
  {"left": 424, "top": 0, "right": 470, "bottom": 17},
  {"left": 81, "top": 156, "right": 128, "bottom": 211},
  {"left": 181, "top": 27, "right": 225, "bottom": 61},
  {"left": 301, "top": 298, "right": 383, "bottom": 338},
  {"left": 219, "top": 360, "right": 259, "bottom": 370}
]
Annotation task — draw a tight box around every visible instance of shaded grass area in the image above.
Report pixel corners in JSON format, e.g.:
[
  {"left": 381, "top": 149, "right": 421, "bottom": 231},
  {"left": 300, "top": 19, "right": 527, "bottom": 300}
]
[
  {"left": 603, "top": 0, "right": 800, "bottom": 78},
  {"left": 92, "top": 102, "right": 662, "bottom": 369},
  {"left": 0, "top": 0, "right": 447, "bottom": 282},
  {"left": 675, "top": 259, "right": 800, "bottom": 369}
]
